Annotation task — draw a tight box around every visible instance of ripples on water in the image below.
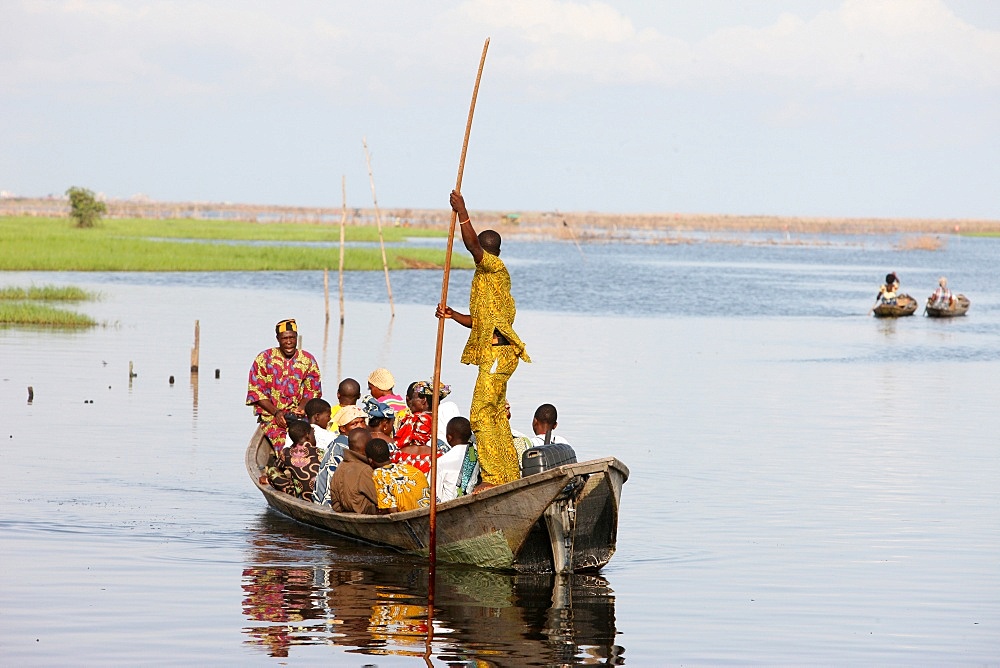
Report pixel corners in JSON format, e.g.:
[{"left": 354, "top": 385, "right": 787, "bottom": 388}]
[{"left": 2, "top": 232, "right": 999, "bottom": 663}]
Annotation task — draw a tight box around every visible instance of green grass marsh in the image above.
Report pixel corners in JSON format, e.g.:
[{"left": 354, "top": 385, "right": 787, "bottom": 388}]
[
  {"left": 0, "top": 284, "right": 99, "bottom": 327},
  {"left": 0, "top": 216, "right": 473, "bottom": 272}
]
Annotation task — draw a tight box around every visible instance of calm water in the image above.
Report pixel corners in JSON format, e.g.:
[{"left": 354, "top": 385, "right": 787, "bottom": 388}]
[{"left": 2, "top": 232, "right": 999, "bottom": 665}]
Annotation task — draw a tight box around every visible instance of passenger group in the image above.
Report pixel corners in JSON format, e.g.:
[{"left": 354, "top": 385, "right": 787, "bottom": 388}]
[{"left": 245, "top": 191, "right": 572, "bottom": 515}]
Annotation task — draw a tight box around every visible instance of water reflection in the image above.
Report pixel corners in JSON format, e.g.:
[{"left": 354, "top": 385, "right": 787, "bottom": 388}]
[{"left": 241, "top": 513, "right": 624, "bottom": 664}]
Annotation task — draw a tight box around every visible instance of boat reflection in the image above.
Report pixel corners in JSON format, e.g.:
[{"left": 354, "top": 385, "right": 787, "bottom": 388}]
[{"left": 241, "top": 512, "right": 624, "bottom": 664}]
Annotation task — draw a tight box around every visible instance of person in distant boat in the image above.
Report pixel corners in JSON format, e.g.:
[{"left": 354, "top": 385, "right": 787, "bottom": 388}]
[
  {"left": 247, "top": 318, "right": 323, "bottom": 450},
  {"left": 436, "top": 190, "right": 530, "bottom": 491},
  {"left": 368, "top": 437, "right": 430, "bottom": 514},
  {"left": 313, "top": 405, "right": 367, "bottom": 506},
  {"left": 527, "top": 403, "right": 571, "bottom": 447},
  {"left": 326, "top": 378, "right": 361, "bottom": 433},
  {"left": 877, "top": 272, "right": 900, "bottom": 305},
  {"left": 930, "top": 276, "right": 955, "bottom": 308},
  {"left": 328, "top": 426, "right": 379, "bottom": 514},
  {"left": 264, "top": 420, "right": 321, "bottom": 502}
]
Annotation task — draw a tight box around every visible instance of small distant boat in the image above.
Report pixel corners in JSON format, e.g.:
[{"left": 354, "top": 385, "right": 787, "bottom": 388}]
[
  {"left": 873, "top": 294, "right": 918, "bottom": 318},
  {"left": 246, "top": 429, "right": 629, "bottom": 573},
  {"left": 925, "top": 294, "right": 970, "bottom": 318}
]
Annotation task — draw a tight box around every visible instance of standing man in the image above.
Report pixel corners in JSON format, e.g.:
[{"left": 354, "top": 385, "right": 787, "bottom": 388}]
[
  {"left": 246, "top": 318, "right": 323, "bottom": 450},
  {"left": 436, "top": 190, "right": 530, "bottom": 488}
]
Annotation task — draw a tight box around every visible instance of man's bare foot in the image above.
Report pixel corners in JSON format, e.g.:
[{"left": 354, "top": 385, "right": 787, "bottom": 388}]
[{"left": 472, "top": 482, "right": 496, "bottom": 494}]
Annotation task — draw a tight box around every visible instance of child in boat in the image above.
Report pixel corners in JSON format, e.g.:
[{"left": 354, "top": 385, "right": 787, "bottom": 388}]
[
  {"left": 265, "top": 420, "right": 321, "bottom": 502},
  {"left": 368, "top": 437, "right": 430, "bottom": 513},
  {"left": 436, "top": 416, "right": 480, "bottom": 502},
  {"left": 282, "top": 397, "right": 336, "bottom": 458},
  {"left": 877, "top": 272, "right": 900, "bottom": 305}
]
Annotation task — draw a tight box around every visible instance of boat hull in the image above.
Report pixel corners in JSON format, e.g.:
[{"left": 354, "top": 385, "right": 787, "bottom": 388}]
[
  {"left": 925, "top": 294, "right": 970, "bottom": 318},
  {"left": 873, "top": 294, "right": 918, "bottom": 318},
  {"left": 246, "top": 430, "right": 628, "bottom": 573}
]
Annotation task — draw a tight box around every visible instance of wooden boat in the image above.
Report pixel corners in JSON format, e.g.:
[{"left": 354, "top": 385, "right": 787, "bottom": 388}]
[
  {"left": 872, "top": 294, "right": 918, "bottom": 318},
  {"left": 246, "top": 429, "right": 629, "bottom": 573},
  {"left": 925, "top": 294, "right": 970, "bottom": 318}
]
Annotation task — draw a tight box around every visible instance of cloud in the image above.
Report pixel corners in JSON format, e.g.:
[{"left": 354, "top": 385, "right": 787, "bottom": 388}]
[
  {"left": 459, "top": 0, "right": 1000, "bottom": 93},
  {"left": 0, "top": 1, "right": 362, "bottom": 99},
  {"left": 2, "top": 0, "right": 998, "bottom": 105}
]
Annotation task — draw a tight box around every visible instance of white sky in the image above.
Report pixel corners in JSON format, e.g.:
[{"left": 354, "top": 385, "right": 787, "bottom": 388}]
[{"left": 2, "top": 0, "right": 999, "bottom": 218}]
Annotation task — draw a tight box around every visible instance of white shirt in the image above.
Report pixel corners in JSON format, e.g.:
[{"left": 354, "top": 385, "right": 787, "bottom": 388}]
[{"left": 528, "top": 433, "right": 570, "bottom": 447}]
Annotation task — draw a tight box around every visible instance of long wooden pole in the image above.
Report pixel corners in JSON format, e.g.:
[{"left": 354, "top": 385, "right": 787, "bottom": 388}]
[
  {"left": 339, "top": 175, "right": 347, "bottom": 325},
  {"left": 428, "top": 35, "right": 490, "bottom": 618},
  {"left": 363, "top": 139, "right": 395, "bottom": 317}
]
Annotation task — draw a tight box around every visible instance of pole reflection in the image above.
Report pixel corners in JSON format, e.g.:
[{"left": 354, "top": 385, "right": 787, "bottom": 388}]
[{"left": 241, "top": 513, "right": 624, "bottom": 664}]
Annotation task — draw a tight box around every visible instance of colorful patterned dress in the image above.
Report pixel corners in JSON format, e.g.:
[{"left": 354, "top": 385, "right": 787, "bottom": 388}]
[
  {"left": 394, "top": 411, "right": 433, "bottom": 450},
  {"left": 246, "top": 347, "right": 322, "bottom": 447},
  {"left": 461, "top": 252, "right": 530, "bottom": 485},
  {"left": 265, "top": 441, "right": 321, "bottom": 502}
]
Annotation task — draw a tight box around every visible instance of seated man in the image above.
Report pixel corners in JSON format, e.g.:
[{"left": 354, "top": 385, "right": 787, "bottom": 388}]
[
  {"left": 313, "top": 405, "right": 368, "bottom": 506},
  {"left": 368, "top": 437, "right": 430, "bottom": 513},
  {"left": 930, "top": 276, "right": 955, "bottom": 308},
  {"left": 528, "top": 403, "right": 571, "bottom": 447},
  {"left": 327, "top": 377, "right": 361, "bottom": 433},
  {"left": 436, "top": 416, "right": 480, "bottom": 502},
  {"left": 328, "top": 426, "right": 378, "bottom": 514}
]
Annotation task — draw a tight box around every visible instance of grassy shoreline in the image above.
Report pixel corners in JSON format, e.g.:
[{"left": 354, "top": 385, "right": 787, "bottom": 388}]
[
  {"left": 0, "top": 283, "right": 99, "bottom": 327},
  {"left": 0, "top": 216, "right": 472, "bottom": 272}
]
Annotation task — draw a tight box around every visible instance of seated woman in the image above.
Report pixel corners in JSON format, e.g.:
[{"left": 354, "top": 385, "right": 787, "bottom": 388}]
[
  {"left": 363, "top": 397, "right": 397, "bottom": 446},
  {"left": 392, "top": 380, "right": 452, "bottom": 474},
  {"left": 262, "top": 420, "right": 321, "bottom": 502},
  {"left": 877, "top": 272, "right": 900, "bottom": 305},
  {"left": 930, "top": 276, "right": 955, "bottom": 308}
]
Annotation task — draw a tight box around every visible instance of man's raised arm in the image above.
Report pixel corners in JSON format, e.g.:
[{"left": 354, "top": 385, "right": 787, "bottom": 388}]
[{"left": 451, "top": 190, "right": 483, "bottom": 265}]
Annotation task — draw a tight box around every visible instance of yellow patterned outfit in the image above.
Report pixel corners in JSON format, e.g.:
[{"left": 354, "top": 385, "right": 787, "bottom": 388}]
[
  {"left": 461, "top": 252, "right": 530, "bottom": 485},
  {"left": 373, "top": 462, "right": 430, "bottom": 512}
]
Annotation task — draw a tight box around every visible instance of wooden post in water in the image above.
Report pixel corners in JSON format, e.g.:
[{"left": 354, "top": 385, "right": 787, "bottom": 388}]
[
  {"left": 190, "top": 320, "right": 200, "bottom": 373},
  {"left": 339, "top": 175, "right": 347, "bottom": 325},
  {"left": 323, "top": 268, "right": 330, "bottom": 323},
  {"left": 428, "top": 36, "right": 490, "bottom": 632},
  {"left": 363, "top": 138, "right": 395, "bottom": 317}
]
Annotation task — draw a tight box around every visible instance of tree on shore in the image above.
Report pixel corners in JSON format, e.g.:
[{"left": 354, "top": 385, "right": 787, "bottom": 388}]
[{"left": 66, "top": 186, "right": 107, "bottom": 228}]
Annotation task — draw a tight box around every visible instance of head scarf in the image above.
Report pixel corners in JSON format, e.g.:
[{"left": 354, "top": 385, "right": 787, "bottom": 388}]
[
  {"left": 362, "top": 396, "right": 396, "bottom": 420},
  {"left": 412, "top": 380, "right": 451, "bottom": 401}
]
